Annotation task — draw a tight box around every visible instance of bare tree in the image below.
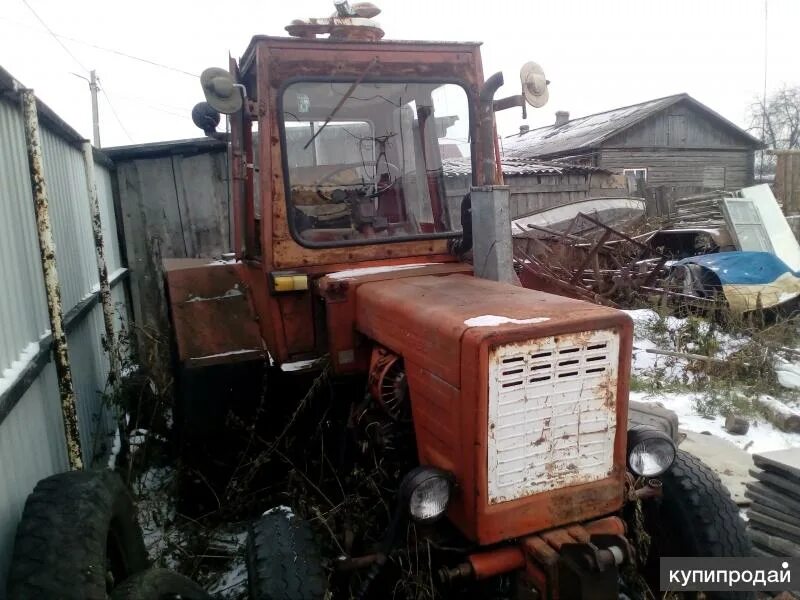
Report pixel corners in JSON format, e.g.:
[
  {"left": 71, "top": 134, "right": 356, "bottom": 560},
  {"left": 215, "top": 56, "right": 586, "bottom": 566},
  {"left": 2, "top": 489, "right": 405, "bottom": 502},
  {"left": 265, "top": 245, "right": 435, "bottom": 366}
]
[{"left": 749, "top": 85, "right": 800, "bottom": 178}]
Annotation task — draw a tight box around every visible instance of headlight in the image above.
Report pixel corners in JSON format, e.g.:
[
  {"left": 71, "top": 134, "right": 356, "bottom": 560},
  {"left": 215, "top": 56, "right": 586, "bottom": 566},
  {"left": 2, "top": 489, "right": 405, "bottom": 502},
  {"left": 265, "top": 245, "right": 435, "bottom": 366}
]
[
  {"left": 399, "top": 467, "right": 453, "bottom": 523},
  {"left": 627, "top": 427, "right": 676, "bottom": 477}
]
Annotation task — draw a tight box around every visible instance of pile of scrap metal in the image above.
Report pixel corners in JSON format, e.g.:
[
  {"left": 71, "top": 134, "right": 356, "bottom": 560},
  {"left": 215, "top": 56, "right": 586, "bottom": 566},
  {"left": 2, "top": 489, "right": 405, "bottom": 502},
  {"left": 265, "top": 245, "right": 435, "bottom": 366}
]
[
  {"left": 512, "top": 197, "right": 665, "bottom": 307},
  {"left": 661, "top": 184, "right": 800, "bottom": 315},
  {"left": 512, "top": 185, "right": 800, "bottom": 316}
]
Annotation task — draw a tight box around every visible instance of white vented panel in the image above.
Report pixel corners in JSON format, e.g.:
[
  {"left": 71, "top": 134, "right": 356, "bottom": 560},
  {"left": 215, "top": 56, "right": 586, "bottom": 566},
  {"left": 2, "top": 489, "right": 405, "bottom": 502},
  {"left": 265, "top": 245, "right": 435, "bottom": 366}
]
[{"left": 487, "top": 330, "right": 619, "bottom": 504}]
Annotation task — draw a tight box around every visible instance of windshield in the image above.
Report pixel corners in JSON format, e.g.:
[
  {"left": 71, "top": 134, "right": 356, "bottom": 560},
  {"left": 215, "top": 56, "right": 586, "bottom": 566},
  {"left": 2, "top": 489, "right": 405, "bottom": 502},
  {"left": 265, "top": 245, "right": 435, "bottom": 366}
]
[{"left": 281, "top": 81, "right": 471, "bottom": 246}]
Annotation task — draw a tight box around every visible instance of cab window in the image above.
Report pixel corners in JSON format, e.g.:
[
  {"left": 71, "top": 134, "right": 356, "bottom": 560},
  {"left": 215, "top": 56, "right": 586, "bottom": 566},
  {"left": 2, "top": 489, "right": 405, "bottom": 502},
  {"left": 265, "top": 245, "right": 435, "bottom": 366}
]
[{"left": 281, "top": 81, "right": 470, "bottom": 246}]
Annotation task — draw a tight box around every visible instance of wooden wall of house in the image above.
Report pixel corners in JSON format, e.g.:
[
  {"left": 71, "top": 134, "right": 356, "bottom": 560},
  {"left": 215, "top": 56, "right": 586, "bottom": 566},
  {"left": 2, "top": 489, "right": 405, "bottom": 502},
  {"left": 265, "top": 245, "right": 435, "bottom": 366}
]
[
  {"left": 444, "top": 171, "right": 628, "bottom": 224},
  {"left": 595, "top": 99, "right": 756, "bottom": 195},
  {"left": 598, "top": 148, "right": 751, "bottom": 191}
]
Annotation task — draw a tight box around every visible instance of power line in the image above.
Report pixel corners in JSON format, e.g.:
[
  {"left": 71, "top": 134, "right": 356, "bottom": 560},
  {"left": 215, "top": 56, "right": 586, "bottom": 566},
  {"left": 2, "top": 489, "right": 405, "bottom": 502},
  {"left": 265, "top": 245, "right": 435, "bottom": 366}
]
[
  {"left": 21, "top": 0, "right": 88, "bottom": 73},
  {"left": 97, "top": 79, "right": 134, "bottom": 143},
  {"left": 2, "top": 13, "right": 199, "bottom": 78},
  {"left": 57, "top": 33, "right": 200, "bottom": 78}
]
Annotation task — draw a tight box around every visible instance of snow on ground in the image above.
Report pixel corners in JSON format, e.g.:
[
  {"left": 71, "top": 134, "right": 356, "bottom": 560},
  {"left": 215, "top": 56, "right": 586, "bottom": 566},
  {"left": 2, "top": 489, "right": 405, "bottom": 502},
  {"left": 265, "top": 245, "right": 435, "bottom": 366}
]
[
  {"left": 624, "top": 308, "right": 800, "bottom": 453},
  {"left": 631, "top": 391, "right": 800, "bottom": 454},
  {"left": 133, "top": 465, "right": 248, "bottom": 598}
]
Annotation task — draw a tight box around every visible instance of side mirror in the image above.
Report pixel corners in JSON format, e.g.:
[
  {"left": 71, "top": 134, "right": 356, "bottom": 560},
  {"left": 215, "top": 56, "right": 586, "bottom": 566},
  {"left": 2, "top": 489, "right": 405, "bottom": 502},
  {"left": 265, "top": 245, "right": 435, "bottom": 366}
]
[
  {"left": 520, "top": 61, "right": 549, "bottom": 108},
  {"left": 200, "top": 67, "right": 243, "bottom": 115}
]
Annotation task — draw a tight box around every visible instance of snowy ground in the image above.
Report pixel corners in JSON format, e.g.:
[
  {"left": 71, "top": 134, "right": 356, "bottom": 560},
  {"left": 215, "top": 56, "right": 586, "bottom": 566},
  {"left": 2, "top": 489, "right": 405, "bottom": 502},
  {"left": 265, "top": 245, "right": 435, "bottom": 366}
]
[
  {"left": 132, "top": 463, "right": 248, "bottom": 599},
  {"left": 625, "top": 309, "right": 800, "bottom": 454}
]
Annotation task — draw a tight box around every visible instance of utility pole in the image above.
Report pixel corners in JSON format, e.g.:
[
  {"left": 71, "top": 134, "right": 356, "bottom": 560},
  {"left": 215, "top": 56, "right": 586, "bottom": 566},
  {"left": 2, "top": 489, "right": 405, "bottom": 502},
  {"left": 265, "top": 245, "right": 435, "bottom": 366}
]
[
  {"left": 89, "top": 70, "right": 100, "bottom": 148},
  {"left": 72, "top": 70, "right": 102, "bottom": 148}
]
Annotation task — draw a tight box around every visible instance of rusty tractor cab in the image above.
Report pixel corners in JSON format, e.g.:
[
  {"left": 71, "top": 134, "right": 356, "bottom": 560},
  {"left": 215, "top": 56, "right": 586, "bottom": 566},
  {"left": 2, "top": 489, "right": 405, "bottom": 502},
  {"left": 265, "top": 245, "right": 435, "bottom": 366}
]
[{"left": 168, "top": 2, "right": 751, "bottom": 598}]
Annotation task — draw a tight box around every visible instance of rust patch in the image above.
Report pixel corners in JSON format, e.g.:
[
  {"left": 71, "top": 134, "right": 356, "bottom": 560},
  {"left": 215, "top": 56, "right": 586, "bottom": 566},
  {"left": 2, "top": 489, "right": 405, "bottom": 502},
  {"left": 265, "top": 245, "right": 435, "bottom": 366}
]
[{"left": 597, "top": 372, "right": 618, "bottom": 410}]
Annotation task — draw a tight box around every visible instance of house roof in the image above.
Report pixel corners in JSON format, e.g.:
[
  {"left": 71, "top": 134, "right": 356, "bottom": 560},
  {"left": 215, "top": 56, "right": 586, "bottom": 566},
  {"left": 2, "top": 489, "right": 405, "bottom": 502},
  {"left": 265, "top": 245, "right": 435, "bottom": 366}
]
[
  {"left": 503, "top": 93, "right": 762, "bottom": 160},
  {"left": 442, "top": 156, "right": 608, "bottom": 177}
]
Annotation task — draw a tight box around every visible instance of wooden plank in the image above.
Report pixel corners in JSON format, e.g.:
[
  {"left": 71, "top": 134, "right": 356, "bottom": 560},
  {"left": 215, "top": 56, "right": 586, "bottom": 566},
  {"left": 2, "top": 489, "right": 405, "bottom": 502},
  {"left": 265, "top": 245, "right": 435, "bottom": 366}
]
[
  {"left": 132, "top": 157, "right": 186, "bottom": 258},
  {"left": 171, "top": 155, "right": 195, "bottom": 257},
  {"left": 175, "top": 152, "right": 231, "bottom": 257}
]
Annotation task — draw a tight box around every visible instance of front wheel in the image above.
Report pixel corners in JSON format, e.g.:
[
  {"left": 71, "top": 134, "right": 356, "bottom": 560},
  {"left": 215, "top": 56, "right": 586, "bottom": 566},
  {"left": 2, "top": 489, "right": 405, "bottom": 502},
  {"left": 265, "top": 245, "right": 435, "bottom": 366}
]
[
  {"left": 641, "top": 449, "right": 753, "bottom": 599},
  {"left": 246, "top": 507, "right": 329, "bottom": 600}
]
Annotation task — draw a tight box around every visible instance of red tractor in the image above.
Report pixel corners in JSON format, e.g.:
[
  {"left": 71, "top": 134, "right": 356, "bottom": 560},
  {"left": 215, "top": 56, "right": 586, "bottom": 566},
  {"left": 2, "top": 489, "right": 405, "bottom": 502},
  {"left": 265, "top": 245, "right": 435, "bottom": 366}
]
[{"left": 170, "top": 2, "right": 751, "bottom": 598}]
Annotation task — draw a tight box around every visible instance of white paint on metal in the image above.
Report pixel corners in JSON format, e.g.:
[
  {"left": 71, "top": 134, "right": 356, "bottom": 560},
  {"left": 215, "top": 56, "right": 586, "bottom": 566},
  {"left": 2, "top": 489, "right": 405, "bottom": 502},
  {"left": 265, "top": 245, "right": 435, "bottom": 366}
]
[
  {"left": 464, "top": 315, "right": 550, "bottom": 327},
  {"left": 281, "top": 358, "right": 324, "bottom": 372},
  {"left": 487, "top": 329, "right": 619, "bottom": 504},
  {"left": 186, "top": 286, "right": 243, "bottom": 302},
  {"left": 188, "top": 349, "right": 262, "bottom": 361},
  {"left": 82, "top": 141, "right": 118, "bottom": 383},
  {"left": 22, "top": 89, "right": 83, "bottom": 471},
  {"left": 326, "top": 263, "right": 438, "bottom": 279}
]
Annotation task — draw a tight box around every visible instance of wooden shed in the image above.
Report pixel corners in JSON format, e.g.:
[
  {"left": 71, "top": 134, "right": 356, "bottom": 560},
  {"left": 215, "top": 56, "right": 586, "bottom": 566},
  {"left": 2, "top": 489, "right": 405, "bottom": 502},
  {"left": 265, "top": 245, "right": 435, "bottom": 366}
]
[
  {"left": 442, "top": 156, "right": 626, "bottom": 221},
  {"left": 503, "top": 94, "right": 763, "bottom": 200}
]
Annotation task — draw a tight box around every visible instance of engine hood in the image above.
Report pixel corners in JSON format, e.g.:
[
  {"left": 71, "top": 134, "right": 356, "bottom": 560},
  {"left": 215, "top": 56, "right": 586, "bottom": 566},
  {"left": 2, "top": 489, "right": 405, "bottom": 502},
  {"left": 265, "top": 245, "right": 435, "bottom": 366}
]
[
  {"left": 356, "top": 273, "right": 625, "bottom": 388},
  {"left": 354, "top": 273, "right": 634, "bottom": 543}
]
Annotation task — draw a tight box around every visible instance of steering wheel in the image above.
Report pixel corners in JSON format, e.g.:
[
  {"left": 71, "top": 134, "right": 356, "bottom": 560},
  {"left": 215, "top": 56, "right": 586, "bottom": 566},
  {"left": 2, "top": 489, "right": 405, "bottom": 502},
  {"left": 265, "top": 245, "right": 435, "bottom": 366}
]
[{"left": 315, "top": 161, "right": 401, "bottom": 202}]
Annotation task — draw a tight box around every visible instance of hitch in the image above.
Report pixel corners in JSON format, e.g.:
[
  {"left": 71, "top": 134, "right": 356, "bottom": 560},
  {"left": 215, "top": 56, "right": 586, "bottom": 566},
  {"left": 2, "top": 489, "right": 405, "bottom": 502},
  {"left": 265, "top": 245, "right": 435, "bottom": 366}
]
[{"left": 558, "top": 535, "right": 629, "bottom": 600}]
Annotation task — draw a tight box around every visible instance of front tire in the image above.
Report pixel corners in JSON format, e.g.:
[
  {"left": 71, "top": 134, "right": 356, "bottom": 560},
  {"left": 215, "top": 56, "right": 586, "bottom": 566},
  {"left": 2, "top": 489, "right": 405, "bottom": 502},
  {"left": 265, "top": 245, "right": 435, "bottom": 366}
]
[
  {"left": 246, "top": 507, "right": 328, "bottom": 600},
  {"left": 643, "top": 449, "right": 753, "bottom": 599}
]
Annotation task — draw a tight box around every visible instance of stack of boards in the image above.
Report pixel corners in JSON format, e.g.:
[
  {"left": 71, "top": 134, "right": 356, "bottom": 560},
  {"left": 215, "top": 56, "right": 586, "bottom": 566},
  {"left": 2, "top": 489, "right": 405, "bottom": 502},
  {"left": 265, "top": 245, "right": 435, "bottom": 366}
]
[{"left": 747, "top": 448, "right": 800, "bottom": 560}]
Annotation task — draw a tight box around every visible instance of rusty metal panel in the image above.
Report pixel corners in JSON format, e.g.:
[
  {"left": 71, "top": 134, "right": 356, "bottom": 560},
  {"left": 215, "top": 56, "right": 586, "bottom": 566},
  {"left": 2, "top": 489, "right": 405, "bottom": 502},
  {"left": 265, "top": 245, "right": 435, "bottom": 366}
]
[
  {"left": 165, "top": 262, "right": 264, "bottom": 367},
  {"left": 487, "top": 330, "right": 619, "bottom": 504}
]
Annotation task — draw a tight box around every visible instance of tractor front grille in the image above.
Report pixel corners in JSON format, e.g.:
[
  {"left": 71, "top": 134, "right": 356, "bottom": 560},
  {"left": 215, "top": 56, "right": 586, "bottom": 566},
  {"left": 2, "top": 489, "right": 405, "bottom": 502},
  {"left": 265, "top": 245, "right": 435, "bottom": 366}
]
[{"left": 487, "top": 330, "right": 619, "bottom": 504}]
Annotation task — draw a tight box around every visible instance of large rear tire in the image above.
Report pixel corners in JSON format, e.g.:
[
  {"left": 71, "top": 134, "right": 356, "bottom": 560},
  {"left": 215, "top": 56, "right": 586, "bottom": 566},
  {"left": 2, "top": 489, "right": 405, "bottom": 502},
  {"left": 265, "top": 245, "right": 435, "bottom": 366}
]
[
  {"left": 644, "top": 449, "right": 753, "bottom": 599},
  {"left": 7, "top": 469, "right": 149, "bottom": 600},
  {"left": 246, "top": 507, "right": 328, "bottom": 600}
]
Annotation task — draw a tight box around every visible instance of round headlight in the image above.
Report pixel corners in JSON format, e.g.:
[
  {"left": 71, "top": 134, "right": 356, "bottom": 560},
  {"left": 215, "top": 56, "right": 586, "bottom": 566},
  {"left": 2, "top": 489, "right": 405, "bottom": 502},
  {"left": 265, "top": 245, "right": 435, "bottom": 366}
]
[
  {"left": 627, "top": 428, "right": 676, "bottom": 477},
  {"left": 399, "top": 467, "right": 453, "bottom": 523}
]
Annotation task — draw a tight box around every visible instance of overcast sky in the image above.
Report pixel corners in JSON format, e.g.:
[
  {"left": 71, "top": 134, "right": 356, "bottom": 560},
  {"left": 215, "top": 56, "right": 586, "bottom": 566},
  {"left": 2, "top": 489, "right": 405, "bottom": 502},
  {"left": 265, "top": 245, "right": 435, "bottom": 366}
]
[{"left": 1, "top": 0, "right": 796, "bottom": 148}]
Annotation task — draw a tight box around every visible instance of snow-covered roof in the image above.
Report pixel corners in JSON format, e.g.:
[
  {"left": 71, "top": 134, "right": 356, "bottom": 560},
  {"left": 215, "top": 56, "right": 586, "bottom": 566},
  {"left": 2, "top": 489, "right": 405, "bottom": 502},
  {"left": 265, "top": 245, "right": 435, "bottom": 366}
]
[
  {"left": 442, "top": 156, "right": 607, "bottom": 177},
  {"left": 503, "top": 93, "right": 762, "bottom": 160}
]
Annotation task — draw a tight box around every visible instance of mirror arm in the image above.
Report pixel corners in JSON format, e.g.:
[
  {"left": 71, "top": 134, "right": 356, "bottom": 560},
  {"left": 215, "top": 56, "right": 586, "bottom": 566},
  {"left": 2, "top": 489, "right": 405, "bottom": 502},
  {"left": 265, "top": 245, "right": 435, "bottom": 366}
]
[{"left": 493, "top": 94, "right": 527, "bottom": 120}]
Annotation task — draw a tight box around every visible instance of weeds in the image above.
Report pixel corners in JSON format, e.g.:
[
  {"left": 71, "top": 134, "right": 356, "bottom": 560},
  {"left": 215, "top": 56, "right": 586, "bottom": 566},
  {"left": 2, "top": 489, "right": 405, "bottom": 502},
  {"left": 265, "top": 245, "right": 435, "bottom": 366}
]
[{"left": 632, "top": 302, "right": 800, "bottom": 424}]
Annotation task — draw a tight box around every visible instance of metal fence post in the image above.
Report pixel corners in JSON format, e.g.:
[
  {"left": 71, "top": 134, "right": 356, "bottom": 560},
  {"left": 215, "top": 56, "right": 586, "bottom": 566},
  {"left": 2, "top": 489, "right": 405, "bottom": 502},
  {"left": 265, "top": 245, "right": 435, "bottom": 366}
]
[
  {"left": 81, "top": 142, "right": 118, "bottom": 383},
  {"left": 20, "top": 89, "right": 83, "bottom": 470}
]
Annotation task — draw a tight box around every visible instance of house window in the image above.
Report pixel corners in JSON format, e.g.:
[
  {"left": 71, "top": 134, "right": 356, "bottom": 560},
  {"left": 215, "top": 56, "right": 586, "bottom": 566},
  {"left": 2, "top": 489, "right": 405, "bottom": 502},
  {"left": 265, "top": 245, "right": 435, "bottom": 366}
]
[{"left": 623, "top": 168, "right": 647, "bottom": 181}]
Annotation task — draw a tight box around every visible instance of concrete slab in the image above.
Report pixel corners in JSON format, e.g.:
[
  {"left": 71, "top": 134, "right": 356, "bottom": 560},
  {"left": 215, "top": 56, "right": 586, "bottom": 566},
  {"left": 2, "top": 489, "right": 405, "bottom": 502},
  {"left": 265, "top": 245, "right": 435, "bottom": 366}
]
[
  {"left": 680, "top": 431, "right": 757, "bottom": 505},
  {"left": 753, "top": 448, "right": 800, "bottom": 483},
  {"left": 749, "top": 527, "right": 800, "bottom": 556},
  {"left": 749, "top": 468, "right": 800, "bottom": 500}
]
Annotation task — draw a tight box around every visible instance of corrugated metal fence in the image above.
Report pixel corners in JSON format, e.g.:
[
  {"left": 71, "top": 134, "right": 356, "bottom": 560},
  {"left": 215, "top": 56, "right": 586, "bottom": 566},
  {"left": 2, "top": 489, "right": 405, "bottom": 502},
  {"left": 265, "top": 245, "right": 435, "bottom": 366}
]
[{"left": 0, "top": 83, "right": 129, "bottom": 590}]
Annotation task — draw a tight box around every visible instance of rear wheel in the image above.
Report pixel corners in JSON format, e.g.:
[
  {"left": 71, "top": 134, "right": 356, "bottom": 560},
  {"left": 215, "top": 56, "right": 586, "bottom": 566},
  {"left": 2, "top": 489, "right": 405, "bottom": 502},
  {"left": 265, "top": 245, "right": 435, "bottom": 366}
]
[
  {"left": 642, "top": 450, "right": 753, "bottom": 600},
  {"left": 7, "top": 469, "right": 149, "bottom": 600},
  {"left": 246, "top": 507, "right": 328, "bottom": 600}
]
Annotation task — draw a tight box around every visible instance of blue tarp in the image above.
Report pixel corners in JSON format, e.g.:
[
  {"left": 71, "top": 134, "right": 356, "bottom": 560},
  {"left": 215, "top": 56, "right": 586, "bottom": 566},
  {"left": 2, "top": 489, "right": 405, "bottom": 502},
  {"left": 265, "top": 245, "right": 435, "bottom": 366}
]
[{"left": 676, "top": 251, "right": 799, "bottom": 285}]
